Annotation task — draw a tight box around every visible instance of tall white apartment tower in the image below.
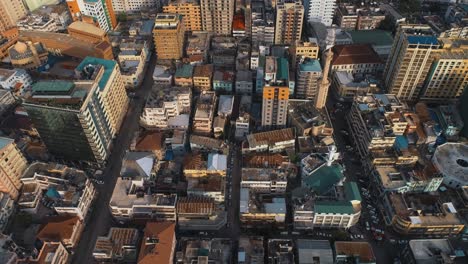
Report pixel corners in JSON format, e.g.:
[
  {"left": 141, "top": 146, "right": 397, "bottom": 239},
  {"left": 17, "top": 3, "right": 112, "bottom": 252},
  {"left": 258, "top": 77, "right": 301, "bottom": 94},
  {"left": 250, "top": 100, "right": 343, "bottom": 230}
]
[
  {"left": 304, "top": 0, "right": 336, "bottom": 26},
  {"left": 200, "top": 0, "right": 235, "bottom": 35}
]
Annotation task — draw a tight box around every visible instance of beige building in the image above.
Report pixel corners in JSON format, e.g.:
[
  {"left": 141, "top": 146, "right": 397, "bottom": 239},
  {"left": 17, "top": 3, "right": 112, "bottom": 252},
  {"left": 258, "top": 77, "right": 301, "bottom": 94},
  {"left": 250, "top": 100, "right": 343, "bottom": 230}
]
[
  {"left": 8, "top": 41, "right": 48, "bottom": 70},
  {"left": 262, "top": 86, "right": 289, "bottom": 128},
  {"left": 0, "top": 1, "right": 27, "bottom": 32},
  {"left": 193, "top": 64, "right": 213, "bottom": 92},
  {"left": 274, "top": 0, "right": 304, "bottom": 45},
  {"left": 292, "top": 41, "right": 319, "bottom": 69},
  {"left": 421, "top": 39, "right": 468, "bottom": 101},
  {"left": 153, "top": 13, "right": 185, "bottom": 60},
  {"left": 0, "top": 137, "right": 28, "bottom": 200},
  {"left": 163, "top": 0, "right": 202, "bottom": 31},
  {"left": 193, "top": 91, "right": 217, "bottom": 136},
  {"left": 200, "top": 0, "right": 234, "bottom": 35},
  {"left": 384, "top": 25, "right": 442, "bottom": 101}
]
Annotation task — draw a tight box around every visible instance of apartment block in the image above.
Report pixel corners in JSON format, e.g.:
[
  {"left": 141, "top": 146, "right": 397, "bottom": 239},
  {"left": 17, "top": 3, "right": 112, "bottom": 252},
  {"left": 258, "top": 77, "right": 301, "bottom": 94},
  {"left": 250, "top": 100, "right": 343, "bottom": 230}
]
[
  {"left": 242, "top": 128, "right": 295, "bottom": 154},
  {"left": 304, "top": 0, "right": 336, "bottom": 26},
  {"left": 421, "top": 39, "right": 468, "bottom": 101},
  {"left": 163, "top": 0, "right": 202, "bottom": 31},
  {"left": 274, "top": 0, "right": 304, "bottom": 45},
  {"left": 251, "top": 1, "right": 275, "bottom": 46},
  {"left": 175, "top": 64, "right": 194, "bottom": 87},
  {"left": 140, "top": 86, "right": 191, "bottom": 129},
  {"left": 200, "top": 0, "right": 234, "bottom": 35},
  {"left": 153, "top": 13, "right": 185, "bottom": 60},
  {"left": 192, "top": 91, "right": 217, "bottom": 136},
  {"left": 177, "top": 196, "right": 227, "bottom": 230},
  {"left": 384, "top": 25, "right": 442, "bottom": 101},
  {"left": 138, "top": 222, "right": 176, "bottom": 263},
  {"left": 93, "top": 228, "right": 139, "bottom": 262},
  {"left": 295, "top": 59, "right": 322, "bottom": 100},
  {"left": 112, "top": 0, "right": 160, "bottom": 12},
  {"left": 292, "top": 41, "right": 319, "bottom": 70},
  {"left": 0, "top": 1, "right": 27, "bottom": 32},
  {"left": 0, "top": 137, "right": 28, "bottom": 200},
  {"left": 0, "top": 68, "right": 32, "bottom": 92},
  {"left": 193, "top": 64, "right": 213, "bottom": 92},
  {"left": 262, "top": 86, "right": 289, "bottom": 128},
  {"left": 240, "top": 188, "right": 286, "bottom": 227}
]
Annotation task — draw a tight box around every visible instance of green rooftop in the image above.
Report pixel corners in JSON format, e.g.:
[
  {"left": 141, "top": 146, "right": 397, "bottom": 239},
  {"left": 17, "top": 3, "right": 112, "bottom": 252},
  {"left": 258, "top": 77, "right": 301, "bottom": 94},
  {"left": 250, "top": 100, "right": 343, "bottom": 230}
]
[
  {"left": 175, "top": 64, "right": 193, "bottom": 78},
  {"left": 315, "top": 201, "right": 355, "bottom": 214},
  {"left": 76, "top": 56, "right": 117, "bottom": 92},
  {"left": 349, "top": 30, "right": 394, "bottom": 46},
  {"left": 32, "top": 81, "right": 75, "bottom": 93},
  {"left": 302, "top": 164, "right": 344, "bottom": 195},
  {"left": 299, "top": 59, "right": 322, "bottom": 72},
  {"left": 276, "top": 57, "right": 289, "bottom": 80},
  {"left": 344, "top": 182, "right": 362, "bottom": 202},
  {"left": 0, "top": 137, "right": 14, "bottom": 150}
]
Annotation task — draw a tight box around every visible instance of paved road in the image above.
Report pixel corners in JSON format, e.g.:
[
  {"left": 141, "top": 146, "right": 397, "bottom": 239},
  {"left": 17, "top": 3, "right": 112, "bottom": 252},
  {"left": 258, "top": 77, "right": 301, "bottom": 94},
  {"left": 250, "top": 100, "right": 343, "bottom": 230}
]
[{"left": 71, "top": 55, "right": 157, "bottom": 264}]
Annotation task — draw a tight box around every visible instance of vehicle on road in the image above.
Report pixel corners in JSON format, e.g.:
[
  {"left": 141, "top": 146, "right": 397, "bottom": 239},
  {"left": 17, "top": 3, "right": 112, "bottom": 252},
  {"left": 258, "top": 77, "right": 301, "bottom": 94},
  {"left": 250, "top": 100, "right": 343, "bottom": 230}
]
[{"left": 365, "top": 222, "right": 370, "bottom": 230}]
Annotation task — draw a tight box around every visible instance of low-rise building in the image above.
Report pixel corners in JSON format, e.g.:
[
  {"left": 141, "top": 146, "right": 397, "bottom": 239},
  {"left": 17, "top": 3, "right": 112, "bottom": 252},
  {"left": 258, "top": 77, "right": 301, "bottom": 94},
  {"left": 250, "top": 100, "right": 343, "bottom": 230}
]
[
  {"left": 118, "top": 38, "right": 150, "bottom": 88},
  {"left": 213, "top": 70, "right": 235, "bottom": 92},
  {"left": 401, "top": 239, "right": 465, "bottom": 264},
  {"left": 183, "top": 153, "right": 227, "bottom": 178},
  {"left": 0, "top": 68, "right": 32, "bottom": 93},
  {"left": 0, "top": 90, "right": 16, "bottom": 117},
  {"left": 267, "top": 239, "right": 294, "bottom": 264},
  {"left": 332, "top": 71, "right": 378, "bottom": 100},
  {"left": 288, "top": 100, "right": 333, "bottom": 139},
  {"left": 186, "top": 32, "right": 211, "bottom": 64},
  {"left": 331, "top": 44, "right": 383, "bottom": 74},
  {"left": 138, "top": 222, "right": 176, "bottom": 264},
  {"left": 432, "top": 143, "right": 468, "bottom": 189},
  {"left": 174, "top": 64, "right": 194, "bottom": 87},
  {"left": 335, "top": 241, "right": 376, "bottom": 264},
  {"left": 190, "top": 135, "right": 226, "bottom": 152},
  {"left": 131, "top": 131, "right": 165, "bottom": 160},
  {"left": 0, "top": 192, "right": 14, "bottom": 232},
  {"left": 140, "top": 86, "right": 191, "bottom": 129},
  {"left": 242, "top": 128, "right": 295, "bottom": 154},
  {"left": 236, "top": 70, "right": 253, "bottom": 95},
  {"left": 37, "top": 216, "right": 83, "bottom": 250},
  {"left": 18, "top": 162, "right": 96, "bottom": 220},
  {"left": 177, "top": 196, "right": 226, "bottom": 230},
  {"left": 241, "top": 166, "right": 295, "bottom": 193},
  {"left": 382, "top": 192, "right": 465, "bottom": 237},
  {"left": 192, "top": 91, "right": 217, "bottom": 136},
  {"left": 17, "top": 4, "right": 72, "bottom": 32},
  {"left": 238, "top": 236, "right": 265, "bottom": 264},
  {"left": 30, "top": 241, "right": 71, "bottom": 264},
  {"left": 193, "top": 64, "right": 213, "bottom": 92},
  {"left": 297, "top": 240, "right": 333, "bottom": 264},
  {"left": 175, "top": 238, "right": 232, "bottom": 263},
  {"left": 235, "top": 95, "right": 252, "bottom": 140},
  {"left": 93, "top": 228, "right": 139, "bottom": 262},
  {"left": 240, "top": 188, "right": 286, "bottom": 227},
  {"left": 152, "top": 65, "right": 173, "bottom": 85}
]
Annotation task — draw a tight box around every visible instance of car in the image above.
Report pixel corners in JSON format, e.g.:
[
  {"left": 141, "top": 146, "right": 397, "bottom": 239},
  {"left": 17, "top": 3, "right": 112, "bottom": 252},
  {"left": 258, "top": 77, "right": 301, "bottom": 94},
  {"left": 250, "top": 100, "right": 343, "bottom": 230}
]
[{"left": 365, "top": 222, "right": 370, "bottom": 231}]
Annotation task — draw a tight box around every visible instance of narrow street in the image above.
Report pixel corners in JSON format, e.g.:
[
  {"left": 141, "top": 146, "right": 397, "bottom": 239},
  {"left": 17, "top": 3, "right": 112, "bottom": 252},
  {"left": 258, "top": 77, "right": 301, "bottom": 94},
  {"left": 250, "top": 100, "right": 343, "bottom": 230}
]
[{"left": 71, "top": 55, "right": 157, "bottom": 263}]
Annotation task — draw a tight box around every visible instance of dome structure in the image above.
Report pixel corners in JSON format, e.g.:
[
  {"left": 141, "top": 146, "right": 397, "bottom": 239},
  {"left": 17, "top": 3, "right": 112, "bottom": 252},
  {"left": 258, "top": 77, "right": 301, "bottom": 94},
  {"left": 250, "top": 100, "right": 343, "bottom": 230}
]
[
  {"left": 432, "top": 143, "right": 468, "bottom": 188},
  {"left": 14, "top": 42, "right": 28, "bottom": 53}
]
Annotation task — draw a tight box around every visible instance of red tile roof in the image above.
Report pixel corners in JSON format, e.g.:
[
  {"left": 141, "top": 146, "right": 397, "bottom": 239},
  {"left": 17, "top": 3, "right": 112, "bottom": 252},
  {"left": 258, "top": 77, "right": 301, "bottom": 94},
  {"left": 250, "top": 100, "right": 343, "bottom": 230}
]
[
  {"left": 331, "top": 44, "right": 382, "bottom": 65},
  {"left": 135, "top": 131, "right": 163, "bottom": 151},
  {"left": 138, "top": 222, "right": 176, "bottom": 264},
  {"left": 37, "top": 216, "right": 80, "bottom": 243}
]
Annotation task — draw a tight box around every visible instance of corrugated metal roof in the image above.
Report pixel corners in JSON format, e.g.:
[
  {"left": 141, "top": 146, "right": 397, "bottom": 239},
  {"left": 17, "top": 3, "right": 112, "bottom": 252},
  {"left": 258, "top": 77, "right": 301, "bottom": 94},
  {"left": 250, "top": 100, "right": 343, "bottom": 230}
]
[{"left": 315, "top": 201, "right": 355, "bottom": 214}]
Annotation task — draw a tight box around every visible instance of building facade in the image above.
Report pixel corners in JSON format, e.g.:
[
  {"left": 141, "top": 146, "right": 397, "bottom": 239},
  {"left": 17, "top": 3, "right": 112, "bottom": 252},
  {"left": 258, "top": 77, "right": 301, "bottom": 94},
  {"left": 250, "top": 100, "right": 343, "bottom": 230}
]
[
  {"left": 0, "top": 137, "right": 28, "bottom": 200},
  {"left": 304, "top": 0, "right": 336, "bottom": 26},
  {"left": 200, "top": 0, "right": 234, "bottom": 35},
  {"left": 0, "top": 1, "right": 27, "bottom": 32},
  {"left": 296, "top": 59, "right": 322, "bottom": 100},
  {"left": 261, "top": 86, "right": 289, "bottom": 128},
  {"left": 66, "top": 0, "right": 117, "bottom": 31},
  {"left": 153, "top": 14, "right": 185, "bottom": 60},
  {"left": 163, "top": 0, "right": 202, "bottom": 31},
  {"left": 274, "top": 0, "right": 304, "bottom": 45},
  {"left": 112, "top": 0, "right": 160, "bottom": 12}
]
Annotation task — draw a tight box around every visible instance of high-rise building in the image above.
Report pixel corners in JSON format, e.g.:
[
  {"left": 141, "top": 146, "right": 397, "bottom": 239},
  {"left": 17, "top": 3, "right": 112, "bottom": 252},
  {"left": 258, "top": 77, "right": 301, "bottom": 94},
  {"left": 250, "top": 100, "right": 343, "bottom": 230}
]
[
  {"left": 153, "top": 14, "right": 185, "bottom": 60},
  {"left": 384, "top": 25, "right": 442, "bottom": 101},
  {"left": 315, "top": 49, "right": 333, "bottom": 109},
  {"left": 111, "top": 0, "right": 160, "bottom": 12},
  {"left": 0, "top": 1, "right": 27, "bottom": 32},
  {"left": 303, "top": 0, "right": 336, "bottom": 26},
  {"left": 23, "top": 80, "right": 114, "bottom": 165},
  {"left": 421, "top": 39, "right": 468, "bottom": 102},
  {"left": 200, "top": 0, "right": 235, "bottom": 35},
  {"left": 0, "top": 137, "right": 28, "bottom": 200},
  {"left": 262, "top": 86, "right": 289, "bottom": 127},
  {"left": 24, "top": 0, "right": 61, "bottom": 12},
  {"left": 66, "top": 0, "right": 117, "bottom": 31},
  {"left": 296, "top": 59, "right": 322, "bottom": 100},
  {"left": 274, "top": 0, "right": 304, "bottom": 45},
  {"left": 251, "top": 0, "right": 275, "bottom": 46},
  {"left": 163, "top": 0, "right": 202, "bottom": 31}
]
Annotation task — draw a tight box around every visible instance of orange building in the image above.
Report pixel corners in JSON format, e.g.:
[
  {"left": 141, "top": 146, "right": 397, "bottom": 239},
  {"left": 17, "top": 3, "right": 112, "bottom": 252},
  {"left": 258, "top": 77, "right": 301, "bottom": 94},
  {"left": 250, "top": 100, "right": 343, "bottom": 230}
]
[{"left": 262, "top": 86, "right": 289, "bottom": 127}]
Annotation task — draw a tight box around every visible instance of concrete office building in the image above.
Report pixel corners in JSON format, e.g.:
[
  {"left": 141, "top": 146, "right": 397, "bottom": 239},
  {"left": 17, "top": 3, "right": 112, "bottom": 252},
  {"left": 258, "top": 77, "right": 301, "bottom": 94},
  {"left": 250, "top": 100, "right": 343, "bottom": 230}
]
[
  {"left": 163, "top": 0, "right": 202, "bottom": 31},
  {"left": 262, "top": 86, "right": 289, "bottom": 128},
  {"left": 200, "top": 0, "right": 234, "bottom": 35},
  {"left": 303, "top": 0, "right": 336, "bottom": 26},
  {"left": 0, "top": 1, "right": 27, "bottom": 32},
  {"left": 296, "top": 59, "right": 322, "bottom": 100},
  {"left": 384, "top": 25, "right": 442, "bottom": 101},
  {"left": 153, "top": 14, "right": 185, "bottom": 60},
  {"left": 274, "top": 0, "right": 304, "bottom": 45},
  {"left": 0, "top": 137, "right": 28, "bottom": 200}
]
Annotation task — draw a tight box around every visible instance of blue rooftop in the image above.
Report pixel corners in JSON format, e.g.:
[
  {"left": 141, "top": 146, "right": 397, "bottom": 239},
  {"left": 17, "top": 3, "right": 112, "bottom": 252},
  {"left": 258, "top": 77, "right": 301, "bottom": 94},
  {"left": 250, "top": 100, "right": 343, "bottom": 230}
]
[
  {"left": 395, "top": 135, "right": 409, "bottom": 150},
  {"left": 0, "top": 137, "right": 14, "bottom": 150},
  {"left": 407, "top": 36, "right": 438, "bottom": 46},
  {"left": 276, "top": 57, "right": 289, "bottom": 80},
  {"left": 299, "top": 59, "right": 322, "bottom": 72},
  {"left": 76, "top": 57, "right": 117, "bottom": 92}
]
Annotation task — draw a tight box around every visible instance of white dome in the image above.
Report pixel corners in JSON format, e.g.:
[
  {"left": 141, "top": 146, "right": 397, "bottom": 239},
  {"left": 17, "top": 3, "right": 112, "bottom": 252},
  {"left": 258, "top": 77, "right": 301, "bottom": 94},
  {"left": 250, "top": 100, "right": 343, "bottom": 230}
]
[{"left": 14, "top": 42, "right": 28, "bottom": 53}]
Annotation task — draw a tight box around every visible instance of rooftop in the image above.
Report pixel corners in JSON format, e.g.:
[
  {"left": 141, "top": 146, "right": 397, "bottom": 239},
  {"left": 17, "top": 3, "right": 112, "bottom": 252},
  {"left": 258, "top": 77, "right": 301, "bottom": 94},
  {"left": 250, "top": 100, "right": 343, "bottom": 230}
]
[
  {"left": 120, "top": 152, "right": 155, "bottom": 179},
  {"left": 432, "top": 143, "right": 468, "bottom": 185},
  {"left": 299, "top": 59, "right": 322, "bottom": 72},
  {"left": 0, "top": 136, "right": 13, "bottom": 151},
  {"left": 175, "top": 64, "right": 194, "bottom": 78},
  {"left": 94, "top": 228, "right": 139, "bottom": 261},
  {"left": 190, "top": 135, "right": 225, "bottom": 150},
  {"left": 335, "top": 242, "right": 376, "bottom": 262},
  {"left": 218, "top": 95, "right": 234, "bottom": 116},
  {"left": 331, "top": 44, "right": 383, "bottom": 66},
  {"left": 138, "top": 222, "right": 176, "bottom": 264},
  {"left": 177, "top": 196, "right": 215, "bottom": 215},
  {"left": 348, "top": 30, "right": 393, "bottom": 46},
  {"left": 76, "top": 56, "right": 116, "bottom": 91},
  {"left": 68, "top": 21, "right": 106, "bottom": 37},
  {"left": 408, "top": 239, "right": 454, "bottom": 264},
  {"left": 241, "top": 167, "right": 291, "bottom": 182},
  {"left": 193, "top": 64, "right": 213, "bottom": 78},
  {"left": 297, "top": 239, "right": 333, "bottom": 264},
  {"left": 246, "top": 128, "right": 295, "bottom": 148},
  {"left": 302, "top": 163, "right": 344, "bottom": 195},
  {"left": 37, "top": 216, "right": 80, "bottom": 243}
]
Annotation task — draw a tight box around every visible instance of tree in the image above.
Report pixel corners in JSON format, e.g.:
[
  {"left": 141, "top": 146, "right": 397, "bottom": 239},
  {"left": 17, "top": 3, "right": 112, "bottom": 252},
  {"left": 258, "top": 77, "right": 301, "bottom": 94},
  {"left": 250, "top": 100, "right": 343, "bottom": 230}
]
[{"left": 117, "top": 12, "right": 127, "bottom": 22}]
